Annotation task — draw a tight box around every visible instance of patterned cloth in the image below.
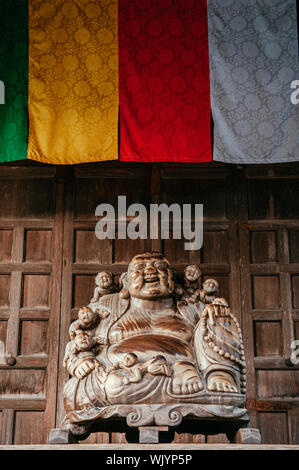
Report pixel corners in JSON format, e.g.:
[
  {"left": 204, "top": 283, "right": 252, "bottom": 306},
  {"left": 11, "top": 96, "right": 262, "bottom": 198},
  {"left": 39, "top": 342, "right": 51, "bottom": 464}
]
[
  {"left": 119, "top": 0, "right": 212, "bottom": 162},
  {"left": 28, "top": 0, "right": 119, "bottom": 164},
  {"left": 208, "top": 0, "right": 299, "bottom": 163},
  {"left": 0, "top": 0, "right": 28, "bottom": 162}
]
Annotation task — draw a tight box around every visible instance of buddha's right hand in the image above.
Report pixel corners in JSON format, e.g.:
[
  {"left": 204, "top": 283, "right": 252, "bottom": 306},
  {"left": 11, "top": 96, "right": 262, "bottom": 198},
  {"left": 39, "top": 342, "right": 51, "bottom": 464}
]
[{"left": 74, "top": 358, "right": 96, "bottom": 379}]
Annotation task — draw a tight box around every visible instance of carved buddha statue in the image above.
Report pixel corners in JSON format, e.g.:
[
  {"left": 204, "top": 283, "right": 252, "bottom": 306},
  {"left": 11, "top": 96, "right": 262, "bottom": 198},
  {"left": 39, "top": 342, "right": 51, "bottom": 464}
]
[{"left": 62, "top": 251, "right": 247, "bottom": 433}]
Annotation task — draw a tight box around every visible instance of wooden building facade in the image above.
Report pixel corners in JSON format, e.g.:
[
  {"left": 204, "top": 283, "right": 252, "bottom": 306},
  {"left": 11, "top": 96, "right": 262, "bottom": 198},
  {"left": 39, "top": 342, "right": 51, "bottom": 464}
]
[{"left": 0, "top": 161, "right": 298, "bottom": 445}]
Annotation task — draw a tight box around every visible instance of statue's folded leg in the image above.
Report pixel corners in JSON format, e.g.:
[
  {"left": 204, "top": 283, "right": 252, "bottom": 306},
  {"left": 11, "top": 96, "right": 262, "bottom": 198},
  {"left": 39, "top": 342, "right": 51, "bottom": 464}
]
[{"left": 63, "top": 369, "right": 108, "bottom": 415}]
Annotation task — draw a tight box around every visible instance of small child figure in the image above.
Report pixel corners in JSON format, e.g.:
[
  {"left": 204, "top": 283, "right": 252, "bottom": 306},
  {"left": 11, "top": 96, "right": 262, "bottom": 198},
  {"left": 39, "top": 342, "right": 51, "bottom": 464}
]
[
  {"left": 189, "top": 278, "right": 219, "bottom": 305},
  {"left": 63, "top": 330, "right": 103, "bottom": 370},
  {"left": 182, "top": 264, "right": 202, "bottom": 299},
  {"left": 90, "top": 271, "right": 118, "bottom": 303},
  {"left": 69, "top": 306, "right": 103, "bottom": 341},
  {"left": 116, "top": 353, "right": 171, "bottom": 385}
]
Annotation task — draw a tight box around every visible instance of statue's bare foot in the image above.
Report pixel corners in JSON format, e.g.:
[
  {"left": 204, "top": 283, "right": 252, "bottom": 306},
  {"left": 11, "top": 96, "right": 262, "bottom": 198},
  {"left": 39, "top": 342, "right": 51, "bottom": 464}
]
[
  {"left": 172, "top": 361, "right": 203, "bottom": 395},
  {"left": 207, "top": 371, "right": 238, "bottom": 393}
]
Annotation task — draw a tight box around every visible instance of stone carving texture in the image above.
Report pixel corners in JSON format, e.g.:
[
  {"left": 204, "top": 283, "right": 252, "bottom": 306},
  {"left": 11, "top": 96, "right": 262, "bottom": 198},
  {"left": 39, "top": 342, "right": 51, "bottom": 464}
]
[{"left": 62, "top": 252, "right": 248, "bottom": 436}]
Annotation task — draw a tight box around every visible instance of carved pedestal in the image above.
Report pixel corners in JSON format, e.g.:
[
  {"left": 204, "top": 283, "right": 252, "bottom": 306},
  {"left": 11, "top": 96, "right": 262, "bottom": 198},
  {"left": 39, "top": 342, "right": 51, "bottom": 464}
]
[{"left": 49, "top": 402, "right": 254, "bottom": 444}]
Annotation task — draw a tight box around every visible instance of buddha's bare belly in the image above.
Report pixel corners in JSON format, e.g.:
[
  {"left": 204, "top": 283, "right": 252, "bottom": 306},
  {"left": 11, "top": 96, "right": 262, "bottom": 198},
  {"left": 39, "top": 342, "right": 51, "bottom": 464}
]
[{"left": 107, "top": 334, "right": 193, "bottom": 364}]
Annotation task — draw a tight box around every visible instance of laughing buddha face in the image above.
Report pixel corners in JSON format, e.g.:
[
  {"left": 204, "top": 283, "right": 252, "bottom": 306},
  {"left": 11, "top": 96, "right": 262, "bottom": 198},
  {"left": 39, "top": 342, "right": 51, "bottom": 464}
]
[{"left": 127, "top": 252, "right": 174, "bottom": 300}]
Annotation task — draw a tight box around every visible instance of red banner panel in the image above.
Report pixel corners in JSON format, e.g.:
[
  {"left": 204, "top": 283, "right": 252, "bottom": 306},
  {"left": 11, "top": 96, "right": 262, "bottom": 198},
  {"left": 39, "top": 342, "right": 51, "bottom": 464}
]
[{"left": 119, "top": 0, "right": 212, "bottom": 162}]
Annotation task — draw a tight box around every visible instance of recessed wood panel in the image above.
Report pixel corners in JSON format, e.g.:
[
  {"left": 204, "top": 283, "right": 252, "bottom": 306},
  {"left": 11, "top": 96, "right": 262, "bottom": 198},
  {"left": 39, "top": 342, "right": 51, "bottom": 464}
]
[
  {"left": 24, "top": 230, "right": 52, "bottom": 262},
  {"left": 289, "top": 231, "right": 299, "bottom": 263},
  {"left": 0, "top": 370, "right": 46, "bottom": 397},
  {"left": 257, "top": 370, "right": 299, "bottom": 399},
  {"left": 202, "top": 231, "right": 228, "bottom": 264},
  {"left": 22, "top": 274, "right": 50, "bottom": 308},
  {"left": 291, "top": 275, "right": 299, "bottom": 309},
  {"left": 0, "top": 180, "right": 55, "bottom": 218},
  {"left": 295, "top": 322, "right": 299, "bottom": 340},
  {"left": 248, "top": 179, "right": 299, "bottom": 220},
  {"left": 0, "top": 275, "right": 10, "bottom": 308},
  {"left": 248, "top": 180, "right": 272, "bottom": 220},
  {"left": 163, "top": 237, "right": 201, "bottom": 265},
  {"left": 74, "top": 230, "right": 112, "bottom": 264},
  {"left": 252, "top": 275, "right": 280, "bottom": 309},
  {"left": 114, "top": 238, "right": 152, "bottom": 264},
  {"left": 0, "top": 321, "right": 7, "bottom": 364},
  {"left": 0, "top": 230, "right": 13, "bottom": 262},
  {"left": 250, "top": 231, "right": 277, "bottom": 264},
  {"left": 73, "top": 274, "right": 96, "bottom": 308},
  {"left": 254, "top": 321, "right": 282, "bottom": 357},
  {"left": 19, "top": 320, "right": 48, "bottom": 356},
  {"left": 272, "top": 180, "right": 299, "bottom": 220},
  {"left": 258, "top": 412, "right": 288, "bottom": 444},
  {"left": 162, "top": 178, "right": 227, "bottom": 220},
  {"left": 290, "top": 413, "right": 299, "bottom": 445},
  {"left": 13, "top": 411, "right": 45, "bottom": 445},
  {"left": 75, "top": 176, "right": 149, "bottom": 219}
]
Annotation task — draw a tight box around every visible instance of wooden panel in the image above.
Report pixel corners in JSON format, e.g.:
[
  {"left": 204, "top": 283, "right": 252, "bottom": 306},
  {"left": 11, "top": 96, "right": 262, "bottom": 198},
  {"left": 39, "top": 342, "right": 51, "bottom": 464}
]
[
  {"left": 257, "top": 370, "right": 299, "bottom": 399},
  {"left": 0, "top": 370, "right": 46, "bottom": 397},
  {"left": 74, "top": 230, "right": 112, "bottom": 264},
  {"left": 248, "top": 179, "right": 299, "bottom": 220},
  {"left": 0, "top": 275, "right": 10, "bottom": 307},
  {"left": 202, "top": 231, "right": 228, "bottom": 264},
  {"left": 295, "top": 322, "right": 299, "bottom": 340},
  {"left": 272, "top": 180, "right": 299, "bottom": 220},
  {"left": 13, "top": 411, "right": 45, "bottom": 445},
  {"left": 22, "top": 274, "right": 50, "bottom": 308},
  {"left": 289, "top": 231, "right": 299, "bottom": 263},
  {"left": 74, "top": 174, "right": 150, "bottom": 220},
  {"left": 250, "top": 231, "right": 277, "bottom": 264},
  {"left": 0, "top": 321, "right": 7, "bottom": 365},
  {"left": 254, "top": 321, "right": 282, "bottom": 357},
  {"left": 252, "top": 275, "right": 280, "bottom": 309},
  {"left": 18, "top": 320, "right": 48, "bottom": 355},
  {"left": 258, "top": 412, "right": 289, "bottom": 444},
  {"left": 291, "top": 275, "right": 299, "bottom": 308},
  {"left": 0, "top": 230, "right": 13, "bottom": 262},
  {"left": 0, "top": 166, "right": 64, "bottom": 445},
  {"left": 161, "top": 178, "right": 227, "bottom": 220},
  {"left": 114, "top": 237, "right": 151, "bottom": 264},
  {"left": 162, "top": 229, "right": 201, "bottom": 264},
  {"left": 289, "top": 411, "right": 299, "bottom": 444},
  {"left": 72, "top": 274, "right": 96, "bottom": 308},
  {"left": 24, "top": 230, "right": 52, "bottom": 263},
  {"left": 0, "top": 180, "right": 55, "bottom": 219}
]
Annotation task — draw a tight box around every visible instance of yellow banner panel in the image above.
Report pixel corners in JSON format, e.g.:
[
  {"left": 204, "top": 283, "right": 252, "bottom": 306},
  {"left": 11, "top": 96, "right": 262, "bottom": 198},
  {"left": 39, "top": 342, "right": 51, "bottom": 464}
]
[{"left": 28, "top": 0, "right": 118, "bottom": 164}]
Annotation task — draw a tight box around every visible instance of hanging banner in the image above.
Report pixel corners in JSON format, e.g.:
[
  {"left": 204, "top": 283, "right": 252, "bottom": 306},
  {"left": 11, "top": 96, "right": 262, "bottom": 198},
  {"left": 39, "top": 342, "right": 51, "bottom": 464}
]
[
  {"left": 207, "top": 0, "right": 299, "bottom": 164},
  {"left": 0, "top": 0, "right": 28, "bottom": 163},
  {"left": 28, "top": 0, "right": 119, "bottom": 164},
  {"left": 119, "top": 0, "right": 212, "bottom": 162}
]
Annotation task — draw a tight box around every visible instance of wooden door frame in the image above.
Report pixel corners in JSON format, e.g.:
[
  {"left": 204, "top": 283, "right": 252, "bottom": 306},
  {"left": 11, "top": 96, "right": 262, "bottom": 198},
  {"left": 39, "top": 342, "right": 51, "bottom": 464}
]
[{"left": 0, "top": 165, "right": 65, "bottom": 444}]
